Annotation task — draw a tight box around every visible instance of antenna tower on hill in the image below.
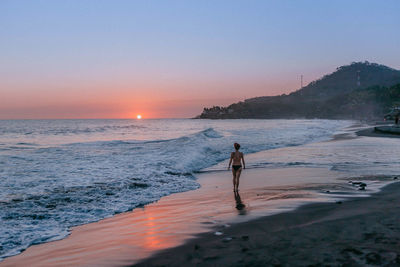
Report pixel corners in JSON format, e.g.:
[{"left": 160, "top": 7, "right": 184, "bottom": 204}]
[{"left": 301, "top": 75, "right": 303, "bottom": 89}]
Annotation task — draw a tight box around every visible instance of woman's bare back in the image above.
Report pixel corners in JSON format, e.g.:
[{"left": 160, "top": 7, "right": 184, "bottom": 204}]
[{"left": 231, "top": 151, "right": 243, "bottom": 165}]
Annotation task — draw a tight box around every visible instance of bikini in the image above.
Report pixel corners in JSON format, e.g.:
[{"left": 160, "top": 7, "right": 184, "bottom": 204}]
[{"left": 232, "top": 165, "right": 242, "bottom": 171}]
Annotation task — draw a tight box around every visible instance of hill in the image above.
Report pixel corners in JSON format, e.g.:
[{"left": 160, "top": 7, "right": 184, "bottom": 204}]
[{"left": 198, "top": 62, "right": 400, "bottom": 119}]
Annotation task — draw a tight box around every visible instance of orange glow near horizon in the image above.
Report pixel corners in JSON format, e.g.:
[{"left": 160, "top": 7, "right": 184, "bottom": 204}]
[
  {"left": 137, "top": 114, "right": 142, "bottom": 119},
  {"left": 0, "top": 96, "right": 246, "bottom": 119},
  {"left": 0, "top": 73, "right": 302, "bottom": 119}
]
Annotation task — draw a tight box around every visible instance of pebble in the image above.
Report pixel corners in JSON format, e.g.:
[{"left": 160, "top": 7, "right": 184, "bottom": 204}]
[{"left": 214, "top": 231, "right": 223, "bottom": 236}]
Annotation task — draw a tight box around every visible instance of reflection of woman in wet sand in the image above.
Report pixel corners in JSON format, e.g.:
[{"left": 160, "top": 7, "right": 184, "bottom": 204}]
[
  {"left": 228, "top": 143, "right": 245, "bottom": 191},
  {"left": 234, "top": 190, "right": 246, "bottom": 212}
]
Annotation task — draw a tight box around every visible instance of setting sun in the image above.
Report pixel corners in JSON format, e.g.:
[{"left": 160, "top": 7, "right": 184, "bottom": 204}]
[{"left": 137, "top": 115, "right": 142, "bottom": 119}]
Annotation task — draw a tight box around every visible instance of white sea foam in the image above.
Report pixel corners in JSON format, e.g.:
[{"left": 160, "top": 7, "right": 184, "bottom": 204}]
[{"left": 0, "top": 119, "right": 351, "bottom": 260}]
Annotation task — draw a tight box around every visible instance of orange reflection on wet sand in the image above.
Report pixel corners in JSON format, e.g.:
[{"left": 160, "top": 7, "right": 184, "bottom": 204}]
[{"left": 141, "top": 211, "right": 177, "bottom": 250}]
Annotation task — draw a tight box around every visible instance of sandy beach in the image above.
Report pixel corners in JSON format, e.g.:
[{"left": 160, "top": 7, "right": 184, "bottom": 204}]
[
  {"left": 2, "top": 129, "right": 400, "bottom": 266},
  {"left": 137, "top": 181, "right": 400, "bottom": 266}
]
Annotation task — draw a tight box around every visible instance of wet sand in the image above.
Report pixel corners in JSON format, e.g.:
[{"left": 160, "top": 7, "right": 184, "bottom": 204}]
[{"left": 137, "top": 181, "right": 400, "bottom": 266}]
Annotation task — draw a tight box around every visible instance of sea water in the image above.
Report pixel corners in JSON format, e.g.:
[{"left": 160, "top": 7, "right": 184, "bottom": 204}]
[{"left": 0, "top": 119, "right": 351, "bottom": 260}]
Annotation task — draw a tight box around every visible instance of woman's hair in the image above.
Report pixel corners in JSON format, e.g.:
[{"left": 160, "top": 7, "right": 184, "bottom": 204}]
[{"left": 234, "top": 143, "right": 240, "bottom": 150}]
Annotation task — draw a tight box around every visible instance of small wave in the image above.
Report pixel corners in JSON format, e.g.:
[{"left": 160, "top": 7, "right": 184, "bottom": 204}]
[
  {"left": 71, "top": 128, "right": 224, "bottom": 147},
  {"left": 16, "top": 142, "right": 37, "bottom": 146},
  {"left": 1, "top": 123, "right": 146, "bottom": 136},
  {"left": 287, "top": 162, "right": 313, "bottom": 166},
  {"left": 202, "top": 128, "right": 223, "bottom": 138}
]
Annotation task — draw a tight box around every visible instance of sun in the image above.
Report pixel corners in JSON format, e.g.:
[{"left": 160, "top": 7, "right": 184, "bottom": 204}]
[{"left": 137, "top": 114, "right": 142, "bottom": 119}]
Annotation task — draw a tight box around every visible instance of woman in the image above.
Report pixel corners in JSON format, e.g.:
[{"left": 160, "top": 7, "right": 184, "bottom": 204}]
[{"left": 228, "top": 143, "right": 245, "bottom": 191}]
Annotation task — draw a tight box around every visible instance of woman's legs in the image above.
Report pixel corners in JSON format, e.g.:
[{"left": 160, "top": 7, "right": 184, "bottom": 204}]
[
  {"left": 235, "top": 168, "right": 242, "bottom": 191},
  {"left": 232, "top": 168, "right": 242, "bottom": 191},
  {"left": 232, "top": 169, "right": 237, "bottom": 190}
]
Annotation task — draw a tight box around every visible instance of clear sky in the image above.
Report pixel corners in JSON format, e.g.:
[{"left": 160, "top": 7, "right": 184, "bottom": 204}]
[{"left": 1, "top": 0, "right": 400, "bottom": 119}]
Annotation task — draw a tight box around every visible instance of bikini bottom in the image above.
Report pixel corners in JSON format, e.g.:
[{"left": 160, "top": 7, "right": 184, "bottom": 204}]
[{"left": 232, "top": 165, "right": 242, "bottom": 171}]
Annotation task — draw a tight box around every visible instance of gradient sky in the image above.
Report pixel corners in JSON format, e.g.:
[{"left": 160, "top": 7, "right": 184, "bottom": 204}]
[{"left": 1, "top": 0, "right": 400, "bottom": 119}]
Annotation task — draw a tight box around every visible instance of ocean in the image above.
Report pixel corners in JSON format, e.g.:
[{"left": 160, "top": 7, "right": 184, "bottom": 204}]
[{"left": 0, "top": 119, "right": 356, "bottom": 260}]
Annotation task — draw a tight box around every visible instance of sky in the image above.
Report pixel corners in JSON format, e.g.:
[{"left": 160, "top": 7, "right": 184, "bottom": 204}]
[{"left": 1, "top": 0, "right": 400, "bottom": 119}]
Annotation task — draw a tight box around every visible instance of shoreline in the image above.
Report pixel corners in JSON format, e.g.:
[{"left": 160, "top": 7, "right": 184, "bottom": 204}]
[
  {"left": 2, "top": 126, "right": 400, "bottom": 266},
  {"left": 136, "top": 181, "right": 400, "bottom": 266}
]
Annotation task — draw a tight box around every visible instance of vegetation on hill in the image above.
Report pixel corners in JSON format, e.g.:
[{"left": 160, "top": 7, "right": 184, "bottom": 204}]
[{"left": 198, "top": 62, "right": 400, "bottom": 119}]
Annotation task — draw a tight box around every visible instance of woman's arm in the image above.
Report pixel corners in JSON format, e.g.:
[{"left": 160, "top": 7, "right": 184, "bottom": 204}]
[
  {"left": 241, "top": 153, "right": 246, "bottom": 169},
  {"left": 228, "top": 153, "right": 233, "bottom": 170}
]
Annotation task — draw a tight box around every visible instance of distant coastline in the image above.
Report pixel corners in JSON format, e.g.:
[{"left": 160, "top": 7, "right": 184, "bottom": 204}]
[{"left": 198, "top": 62, "right": 400, "bottom": 120}]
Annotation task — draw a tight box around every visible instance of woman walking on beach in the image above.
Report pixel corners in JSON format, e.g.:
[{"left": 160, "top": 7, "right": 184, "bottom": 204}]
[{"left": 228, "top": 143, "right": 245, "bottom": 191}]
